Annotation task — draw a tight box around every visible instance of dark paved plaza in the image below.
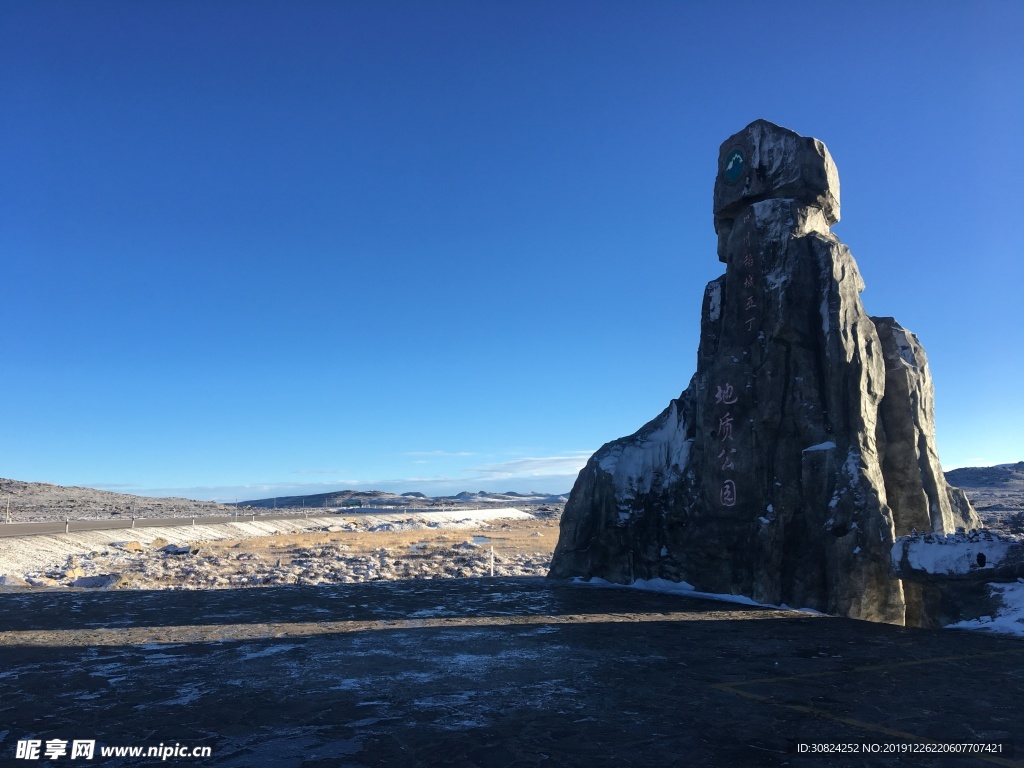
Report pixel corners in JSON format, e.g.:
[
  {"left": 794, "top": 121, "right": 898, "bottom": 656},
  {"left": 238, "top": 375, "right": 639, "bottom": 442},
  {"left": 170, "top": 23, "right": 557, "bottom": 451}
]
[{"left": 1, "top": 578, "right": 1021, "bottom": 767}]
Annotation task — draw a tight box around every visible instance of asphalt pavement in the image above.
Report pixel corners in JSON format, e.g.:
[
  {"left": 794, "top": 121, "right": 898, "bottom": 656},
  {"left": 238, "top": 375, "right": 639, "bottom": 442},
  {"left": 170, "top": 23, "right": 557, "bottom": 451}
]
[{"left": 1, "top": 577, "right": 1021, "bottom": 767}]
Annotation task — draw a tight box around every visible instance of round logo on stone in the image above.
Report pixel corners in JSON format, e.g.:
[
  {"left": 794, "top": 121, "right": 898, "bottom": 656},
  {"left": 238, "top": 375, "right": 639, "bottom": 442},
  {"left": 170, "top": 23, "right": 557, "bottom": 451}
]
[{"left": 723, "top": 147, "right": 745, "bottom": 184}]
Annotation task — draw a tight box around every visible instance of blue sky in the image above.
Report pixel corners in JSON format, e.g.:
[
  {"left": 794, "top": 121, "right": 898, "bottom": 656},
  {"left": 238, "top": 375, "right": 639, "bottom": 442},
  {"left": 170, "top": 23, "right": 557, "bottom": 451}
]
[{"left": 2, "top": 1, "right": 1021, "bottom": 501}]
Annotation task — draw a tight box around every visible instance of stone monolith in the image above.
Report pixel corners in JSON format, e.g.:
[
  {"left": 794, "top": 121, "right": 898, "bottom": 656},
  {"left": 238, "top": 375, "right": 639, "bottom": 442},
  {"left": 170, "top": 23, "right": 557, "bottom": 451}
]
[{"left": 548, "top": 119, "right": 979, "bottom": 626}]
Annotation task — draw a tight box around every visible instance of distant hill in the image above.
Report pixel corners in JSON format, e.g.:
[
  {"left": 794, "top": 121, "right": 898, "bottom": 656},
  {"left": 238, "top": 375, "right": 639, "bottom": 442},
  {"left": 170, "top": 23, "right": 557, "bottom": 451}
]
[
  {"left": 234, "top": 489, "right": 400, "bottom": 509},
  {"left": 0, "top": 477, "right": 235, "bottom": 522},
  {"left": 0, "top": 476, "right": 565, "bottom": 522},
  {"left": 946, "top": 462, "right": 1024, "bottom": 491},
  {"left": 945, "top": 462, "right": 1024, "bottom": 528},
  {"left": 237, "top": 489, "right": 571, "bottom": 509}
]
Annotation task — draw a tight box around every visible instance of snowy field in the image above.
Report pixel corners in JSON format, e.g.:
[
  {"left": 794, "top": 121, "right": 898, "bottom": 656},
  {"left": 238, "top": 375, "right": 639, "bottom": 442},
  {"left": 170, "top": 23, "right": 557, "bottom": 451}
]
[{"left": 0, "top": 508, "right": 535, "bottom": 580}]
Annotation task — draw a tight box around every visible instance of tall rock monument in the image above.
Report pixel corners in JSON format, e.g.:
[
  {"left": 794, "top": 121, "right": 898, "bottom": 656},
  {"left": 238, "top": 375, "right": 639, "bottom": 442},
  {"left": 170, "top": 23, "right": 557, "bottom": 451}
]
[{"left": 549, "top": 120, "right": 979, "bottom": 626}]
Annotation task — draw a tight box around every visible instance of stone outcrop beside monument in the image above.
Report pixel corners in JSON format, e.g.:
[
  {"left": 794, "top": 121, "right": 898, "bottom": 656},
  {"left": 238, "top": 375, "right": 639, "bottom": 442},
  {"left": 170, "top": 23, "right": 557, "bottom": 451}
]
[{"left": 549, "top": 120, "right": 979, "bottom": 626}]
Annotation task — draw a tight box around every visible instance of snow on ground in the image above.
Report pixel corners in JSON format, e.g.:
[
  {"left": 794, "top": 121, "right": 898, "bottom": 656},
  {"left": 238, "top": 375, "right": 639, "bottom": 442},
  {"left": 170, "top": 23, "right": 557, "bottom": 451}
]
[
  {"left": 0, "top": 508, "right": 532, "bottom": 577},
  {"left": 947, "top": 581, "right": 1024, "bottom": 638},
  {"left": 573, "top": 576, "right": 825, "bottom": 614},
  {"left": 573, "top": 575, "right": 1024, "bottom": 636}
]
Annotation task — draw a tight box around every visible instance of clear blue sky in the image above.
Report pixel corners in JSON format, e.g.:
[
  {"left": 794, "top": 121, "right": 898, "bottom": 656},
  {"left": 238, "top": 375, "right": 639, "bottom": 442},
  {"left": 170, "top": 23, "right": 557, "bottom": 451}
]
[{"left": 2, "top": 1, "right": 1021, "bottom": 501}]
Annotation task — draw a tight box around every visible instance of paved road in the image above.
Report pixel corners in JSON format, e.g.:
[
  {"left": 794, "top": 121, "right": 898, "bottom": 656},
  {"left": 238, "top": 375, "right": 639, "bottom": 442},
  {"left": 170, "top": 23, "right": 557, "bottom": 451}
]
[
  {"left": 0, "top": 577, "right": 1021, "bottom": 767},
  {"left": 0, "top": 507, "right": 509, "bottom": 538},
  {"left": 0, "top": 513, "right": 320, "bottom": 538}
]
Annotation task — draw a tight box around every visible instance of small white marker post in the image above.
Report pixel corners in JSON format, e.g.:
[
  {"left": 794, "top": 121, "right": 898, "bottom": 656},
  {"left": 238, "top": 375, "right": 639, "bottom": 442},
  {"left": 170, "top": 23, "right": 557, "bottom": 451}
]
[
  {"left": 490, "top": 546, "right": 495, "bottom": 577},
  {"left": 65, "top": 518, "right": 69, "bottom": 534}
]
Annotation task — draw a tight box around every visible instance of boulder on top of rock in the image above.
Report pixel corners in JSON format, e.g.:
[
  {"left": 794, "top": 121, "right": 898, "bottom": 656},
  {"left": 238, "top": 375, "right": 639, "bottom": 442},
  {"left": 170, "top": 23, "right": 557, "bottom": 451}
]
[
  {"left": 713, "top": 120, "right": 840, "bottom": 263},
  {"left": 550, "top": 120, "right": 978, "bottom": 627}
]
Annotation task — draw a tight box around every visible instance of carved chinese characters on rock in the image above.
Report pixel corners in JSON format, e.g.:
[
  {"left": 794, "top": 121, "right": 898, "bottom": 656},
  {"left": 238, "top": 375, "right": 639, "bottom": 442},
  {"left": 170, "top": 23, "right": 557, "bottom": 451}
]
[
  {"left": 737, "top": 210, "right": 762, "bottom": 339},
  {"left": 714, "top": 382, "right": 738, "bottom": 507},
  {"left": 711, "top": 204, "right": 767, "bottom": 512}
]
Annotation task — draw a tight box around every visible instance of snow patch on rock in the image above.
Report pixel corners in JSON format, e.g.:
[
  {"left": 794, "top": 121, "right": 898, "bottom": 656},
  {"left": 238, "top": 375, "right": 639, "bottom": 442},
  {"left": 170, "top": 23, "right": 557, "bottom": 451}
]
[
  {"left": 598, "top": 401, "right": 693, "bottom": 500},
  {"left": 889, "top": 325, "right": 918, "bottom": 368},
  {"left": 707, "top": 281, "right": 722, "bottom": 322},
  {"left": 891, "top": 531, "right": 1016, "bottom": 577}
]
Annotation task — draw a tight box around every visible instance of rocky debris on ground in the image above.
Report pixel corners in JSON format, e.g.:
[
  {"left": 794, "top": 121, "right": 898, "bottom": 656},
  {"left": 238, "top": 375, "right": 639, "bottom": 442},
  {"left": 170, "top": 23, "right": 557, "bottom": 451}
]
[
  {"left": 159, "top": 544, "right": 195, "bottom": 555},
  {"left": 4, "top": 511, "right": 558, "bottom": 590},
  {"left": 71, "top": 573, "right": 131, "bottom": 589},
  {"left": 550, "top": 119, "right": 978, "bottom": 627},
  {"left": 20, "top": 540, "right": 551, "bottom": 590},
  {"left": 0, "top": 509, "right": 539, "bottom": 577}
]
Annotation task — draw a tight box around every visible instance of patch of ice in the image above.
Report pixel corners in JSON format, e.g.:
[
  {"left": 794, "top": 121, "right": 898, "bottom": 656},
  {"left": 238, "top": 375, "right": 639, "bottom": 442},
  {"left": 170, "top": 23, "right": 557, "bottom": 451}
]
[
  {"left": 239, "top": 644, "right": 299, "bottom": 661},
  {"left": 158, "top": 684, "right": 204, "bottom": 707},
  {"left": 408, "top": 606, "right": 449, "bottom": 618},
  {"left": 802, "top": 441, "right": 837, "bottom": 452},
  {"left": 138, "top": 643, "right": 186, "bottom": 651},
  {"left": 345, "top": 718, "right": 383, "bottom": 728},
  {"left": 139, "top": 653, "right": 184, "bottom": 665},
  {"left": 329, "top": 679, "right": 363, "bottom": 691}
]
